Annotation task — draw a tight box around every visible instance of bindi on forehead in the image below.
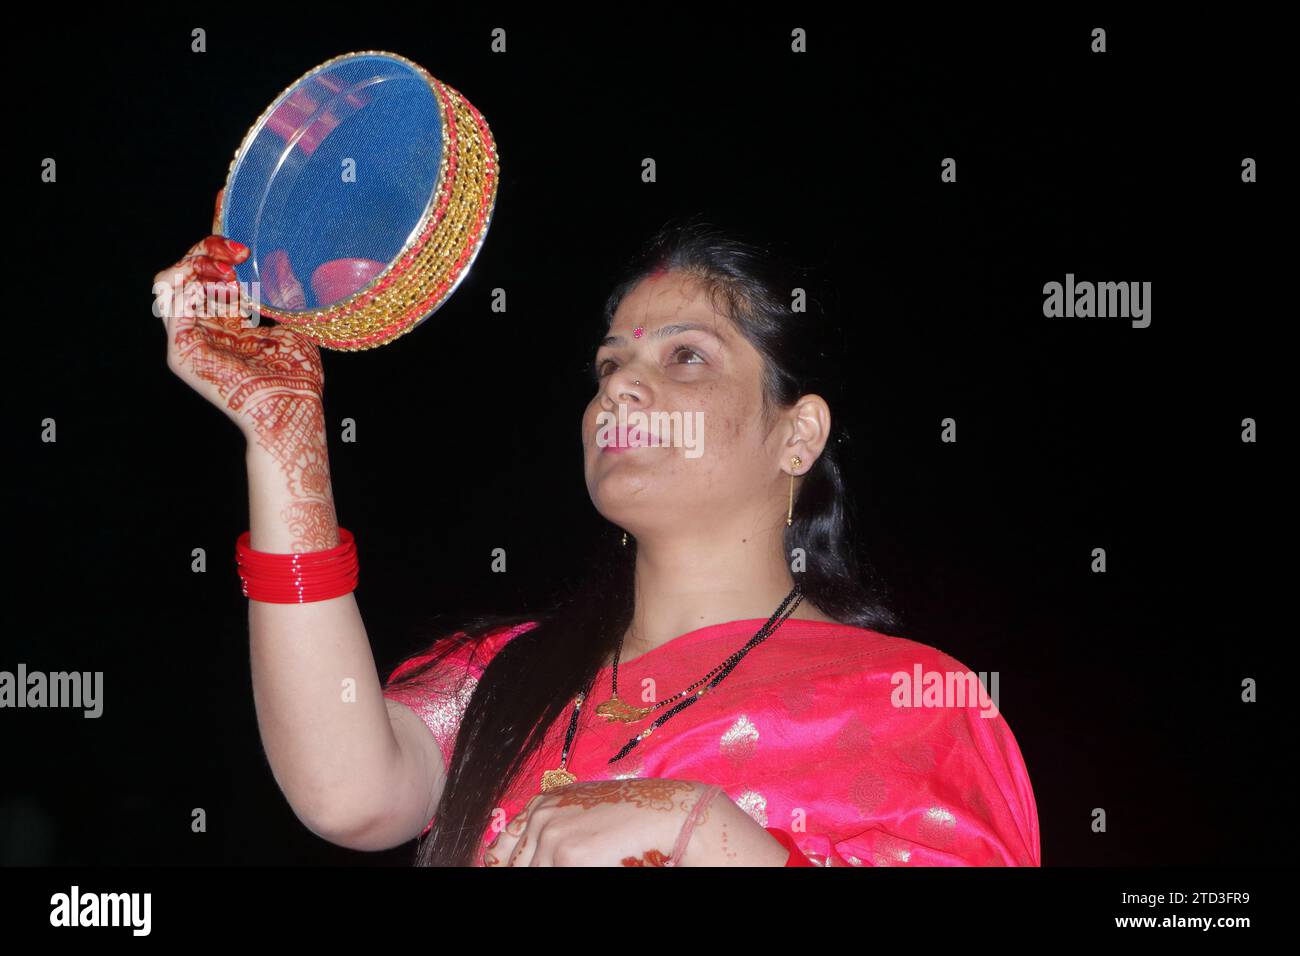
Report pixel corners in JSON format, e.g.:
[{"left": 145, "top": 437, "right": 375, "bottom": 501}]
[
  {"left": 602, "top": 317, "right": 728, "bottom": 349},
  {"left": 602, "top": 275, "right": 734, "bottom": 347}
]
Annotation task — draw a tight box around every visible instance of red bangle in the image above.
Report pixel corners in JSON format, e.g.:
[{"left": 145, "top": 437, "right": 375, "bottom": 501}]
[
  {"left": 765, "top": 827, "right": 816, "bottom": 866},
  {"left": 235, "top": 528, "right": 358, "bottom": 603}
]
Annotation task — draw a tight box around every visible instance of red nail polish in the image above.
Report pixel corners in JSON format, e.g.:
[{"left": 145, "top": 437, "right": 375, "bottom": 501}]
[
  {"left": 225, "top": 239, "right": 249, "bottom": 256},
  {"left": 217, "top": 260, "right": 236, "bottom": 276}
]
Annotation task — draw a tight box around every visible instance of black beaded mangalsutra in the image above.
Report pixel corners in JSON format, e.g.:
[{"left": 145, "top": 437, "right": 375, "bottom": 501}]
[{"left": 537, "top": 582, "right": 805, "bottom": 792}]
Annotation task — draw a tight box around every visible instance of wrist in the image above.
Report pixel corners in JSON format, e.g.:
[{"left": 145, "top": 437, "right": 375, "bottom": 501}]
[
  {"left": 243, "top": 427, "right": 329, "bottom": 469},
  {"left": 677, "top": 787, "right": 791, "bottom": 867},
  {"left": 236, "top": 526, "right": 357, "bottom": 601},
  {"left": 239, "top": 389, "right": 326, "bottom": 461},
  {"left": 244, "top": 445, "right": 339, "bottom": 553}
]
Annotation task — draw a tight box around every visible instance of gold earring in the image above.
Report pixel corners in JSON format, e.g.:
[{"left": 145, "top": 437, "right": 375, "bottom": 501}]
[{"left": 787, "top": 456, "right": 802, "bottom": 526}]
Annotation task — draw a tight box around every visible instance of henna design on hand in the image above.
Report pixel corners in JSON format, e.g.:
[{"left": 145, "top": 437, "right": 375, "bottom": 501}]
[
  {"left": 160, "top": 213, "right": 337, "bottom": 553},
  {"left": 621, "top": 849, "right": 672, "bottom": 867},
  {"left": 487, "top": 782, "right": 712, "bottom": 867},
  {"left": 175, "top": 322, "right": 337, "bottom": 552},
  {"left": 550, "top": 779, "right": 694, "bottom": 813},
  {"left": 507, "top": 833, "right": 530, "bottom": 867},
  {"left": 718, "top": 822, "right": 738, "bottom": 861}
]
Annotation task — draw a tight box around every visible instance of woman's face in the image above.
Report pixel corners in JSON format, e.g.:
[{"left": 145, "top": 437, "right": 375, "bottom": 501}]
[{"left": 582, "top": 269, "right": 788, "bottom": 537}]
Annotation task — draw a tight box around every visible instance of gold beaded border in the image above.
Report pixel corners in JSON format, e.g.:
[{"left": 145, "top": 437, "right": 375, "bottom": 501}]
[
  {"left": 219, "top": 50, "right": 498, "bottom": 352},
  {"left": 298, "top": 78, "right": 498, "bottom": 350}
]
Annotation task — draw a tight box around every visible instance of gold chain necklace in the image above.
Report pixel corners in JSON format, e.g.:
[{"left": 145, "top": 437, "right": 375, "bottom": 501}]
[{"left": 538, "top": 584, "right": 804, "bottom": 792}]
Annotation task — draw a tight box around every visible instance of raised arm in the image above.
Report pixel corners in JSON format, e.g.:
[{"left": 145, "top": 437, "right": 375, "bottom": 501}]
[{"left": 152, "top": 190, "right": 446, "bottom": 850}]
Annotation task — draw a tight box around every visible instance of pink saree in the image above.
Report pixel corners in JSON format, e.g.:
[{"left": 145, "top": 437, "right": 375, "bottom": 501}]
[{"left": 383, "top": 618, "right": 1041, "bottom": 867}]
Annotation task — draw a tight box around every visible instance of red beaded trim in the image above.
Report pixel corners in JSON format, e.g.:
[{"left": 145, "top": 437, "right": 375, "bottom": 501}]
[{"left": 311, "top": 81, "right": 497, "bottom": 351}]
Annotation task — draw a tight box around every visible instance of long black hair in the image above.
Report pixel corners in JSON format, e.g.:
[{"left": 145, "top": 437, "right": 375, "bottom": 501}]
[{"left": 386, "top": 215, "right": 900, "bottom": 866}]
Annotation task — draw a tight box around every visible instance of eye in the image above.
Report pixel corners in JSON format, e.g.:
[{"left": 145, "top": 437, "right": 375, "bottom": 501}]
[
  {"left": 670, "top": 344, "right": 705, "bottom": 365},
  {"left": 591, "top": 344, "right": 705, "bottom": 383}
]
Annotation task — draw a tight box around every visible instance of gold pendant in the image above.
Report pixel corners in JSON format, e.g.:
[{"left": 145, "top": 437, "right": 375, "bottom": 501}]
[
  {"left": 540, "top": 768, "right": 577, "bottom": 791},
  {"left": 594, "top": 695, "right": 653, "bottom": 723}
]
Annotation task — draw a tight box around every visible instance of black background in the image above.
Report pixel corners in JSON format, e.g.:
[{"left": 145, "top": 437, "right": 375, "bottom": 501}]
[{"left": 3, "top": 11, "right": 1285, "bottom": 867}]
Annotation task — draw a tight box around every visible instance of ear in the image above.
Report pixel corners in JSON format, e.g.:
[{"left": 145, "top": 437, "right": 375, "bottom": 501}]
[{"left": 778, "top": 394, "right": 831, "bottom": 475}]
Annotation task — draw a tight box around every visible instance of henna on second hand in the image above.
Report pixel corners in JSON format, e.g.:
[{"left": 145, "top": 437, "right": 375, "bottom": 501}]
[
  {"left": 621, "top": 849, "right": 672, "bottom": 866},
  {"left": 550, "top": 779, "right": 695, "bottom": 813},
  {"left": 718, "top": 821, "right": 738, "bottom": 861},
  {"left": 507, "top": 833, "right": 529, "bottom": 867},
  {"left": 489, "top": 782, "right": 710, "bottom": 867}
]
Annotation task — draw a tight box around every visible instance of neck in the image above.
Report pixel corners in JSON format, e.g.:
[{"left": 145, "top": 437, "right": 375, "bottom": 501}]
[{"left": 618, "top": 516, "right": 831, "bottom": 660}]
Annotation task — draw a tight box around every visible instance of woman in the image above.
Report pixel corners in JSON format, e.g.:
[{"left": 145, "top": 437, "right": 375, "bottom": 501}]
[{"left": 155, "top": 198, "right": 1040, "bottom": 867}]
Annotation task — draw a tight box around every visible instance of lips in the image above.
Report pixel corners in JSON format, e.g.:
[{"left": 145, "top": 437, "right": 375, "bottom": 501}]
[
  {"left": 601, "top": 425, "right": 654, "bottom": 452},
  {"left": 621, "top": 426, "right": 651, "bottom": 447}
]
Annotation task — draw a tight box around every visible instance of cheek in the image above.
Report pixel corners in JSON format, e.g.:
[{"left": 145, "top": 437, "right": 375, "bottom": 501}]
[
  {"left": 676, "top": 407, "right": 754, "bottom": 488},
  {"left": 581, "top": 401, "right": 602, "bottom": 444},
  {"left": 698, "top": 394, "right": 751, "bottom": 455},
  {"left": 705, "top": 416, "right": 745, "bottom": 460}
]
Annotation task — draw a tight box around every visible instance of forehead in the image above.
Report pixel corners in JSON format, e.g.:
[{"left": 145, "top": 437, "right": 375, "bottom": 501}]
[{"left": 609, "top": 271, "right": 731, "bottom": 335}]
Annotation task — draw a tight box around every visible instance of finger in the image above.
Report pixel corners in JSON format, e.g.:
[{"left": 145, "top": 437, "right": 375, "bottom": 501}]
[
  {"left": 482, "top": 822, "right": 504, "bottom": 867},
  {"left": 154, "top": 262, "right": 223, "bottom": 324},
  {"left": 202, "top": 280, "right": 247, "bottom": 329},
  {"left": 488, "top": 799, "right": 538, "bottom": 868},
  {"left": 488, "top": 812, "right": 527, "bottom": 867},
  {"left": 155, "top": 231, "right": 248, "bottom": 330},
  {"left": 528, "top": 833, "right": 553, "bottom": 867},
  {"left": 485, "top": 827, "right": 516, "bottom": 867},
  {"left": 202, "top": 277, "right": 238, "bottom": 311},
  {"left": 182, "top": 253, "right": 240, "bottom": 283},
  {"left": 152, "top": 266, "right": 206, "bottom": 329},
  {"left": 526, "top": 808, "right": 568, "bottom": 867},
  {"left": 183, "top": 234, "right": 249, "bottom": 267},
  {"left": 153, "top": 259, "right": 199, "bottom": 302},
  {"left": 506, "top": 822, "right": 536, "bottom": 868},
  {"left": 156, "top": 258, "right": 239, "bottom": 318},
  {"left": 152, "top": 271, "right": 182, "bottom": 327},
  {"left": 212, "top": 188, "right": 226, "bottom": 235},
  {"left": 507, "top": 796, "right": 549, "bottom": 868}
]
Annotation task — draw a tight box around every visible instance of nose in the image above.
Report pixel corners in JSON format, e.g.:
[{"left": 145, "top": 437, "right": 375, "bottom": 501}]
[{"left": 601, "top": 367, "right": 645, "bottom": 411}]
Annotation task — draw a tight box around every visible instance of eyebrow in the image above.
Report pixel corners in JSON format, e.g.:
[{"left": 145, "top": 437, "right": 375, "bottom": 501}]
[{"left": 597, "top": 322, "right": 720, "bottom": 349}]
